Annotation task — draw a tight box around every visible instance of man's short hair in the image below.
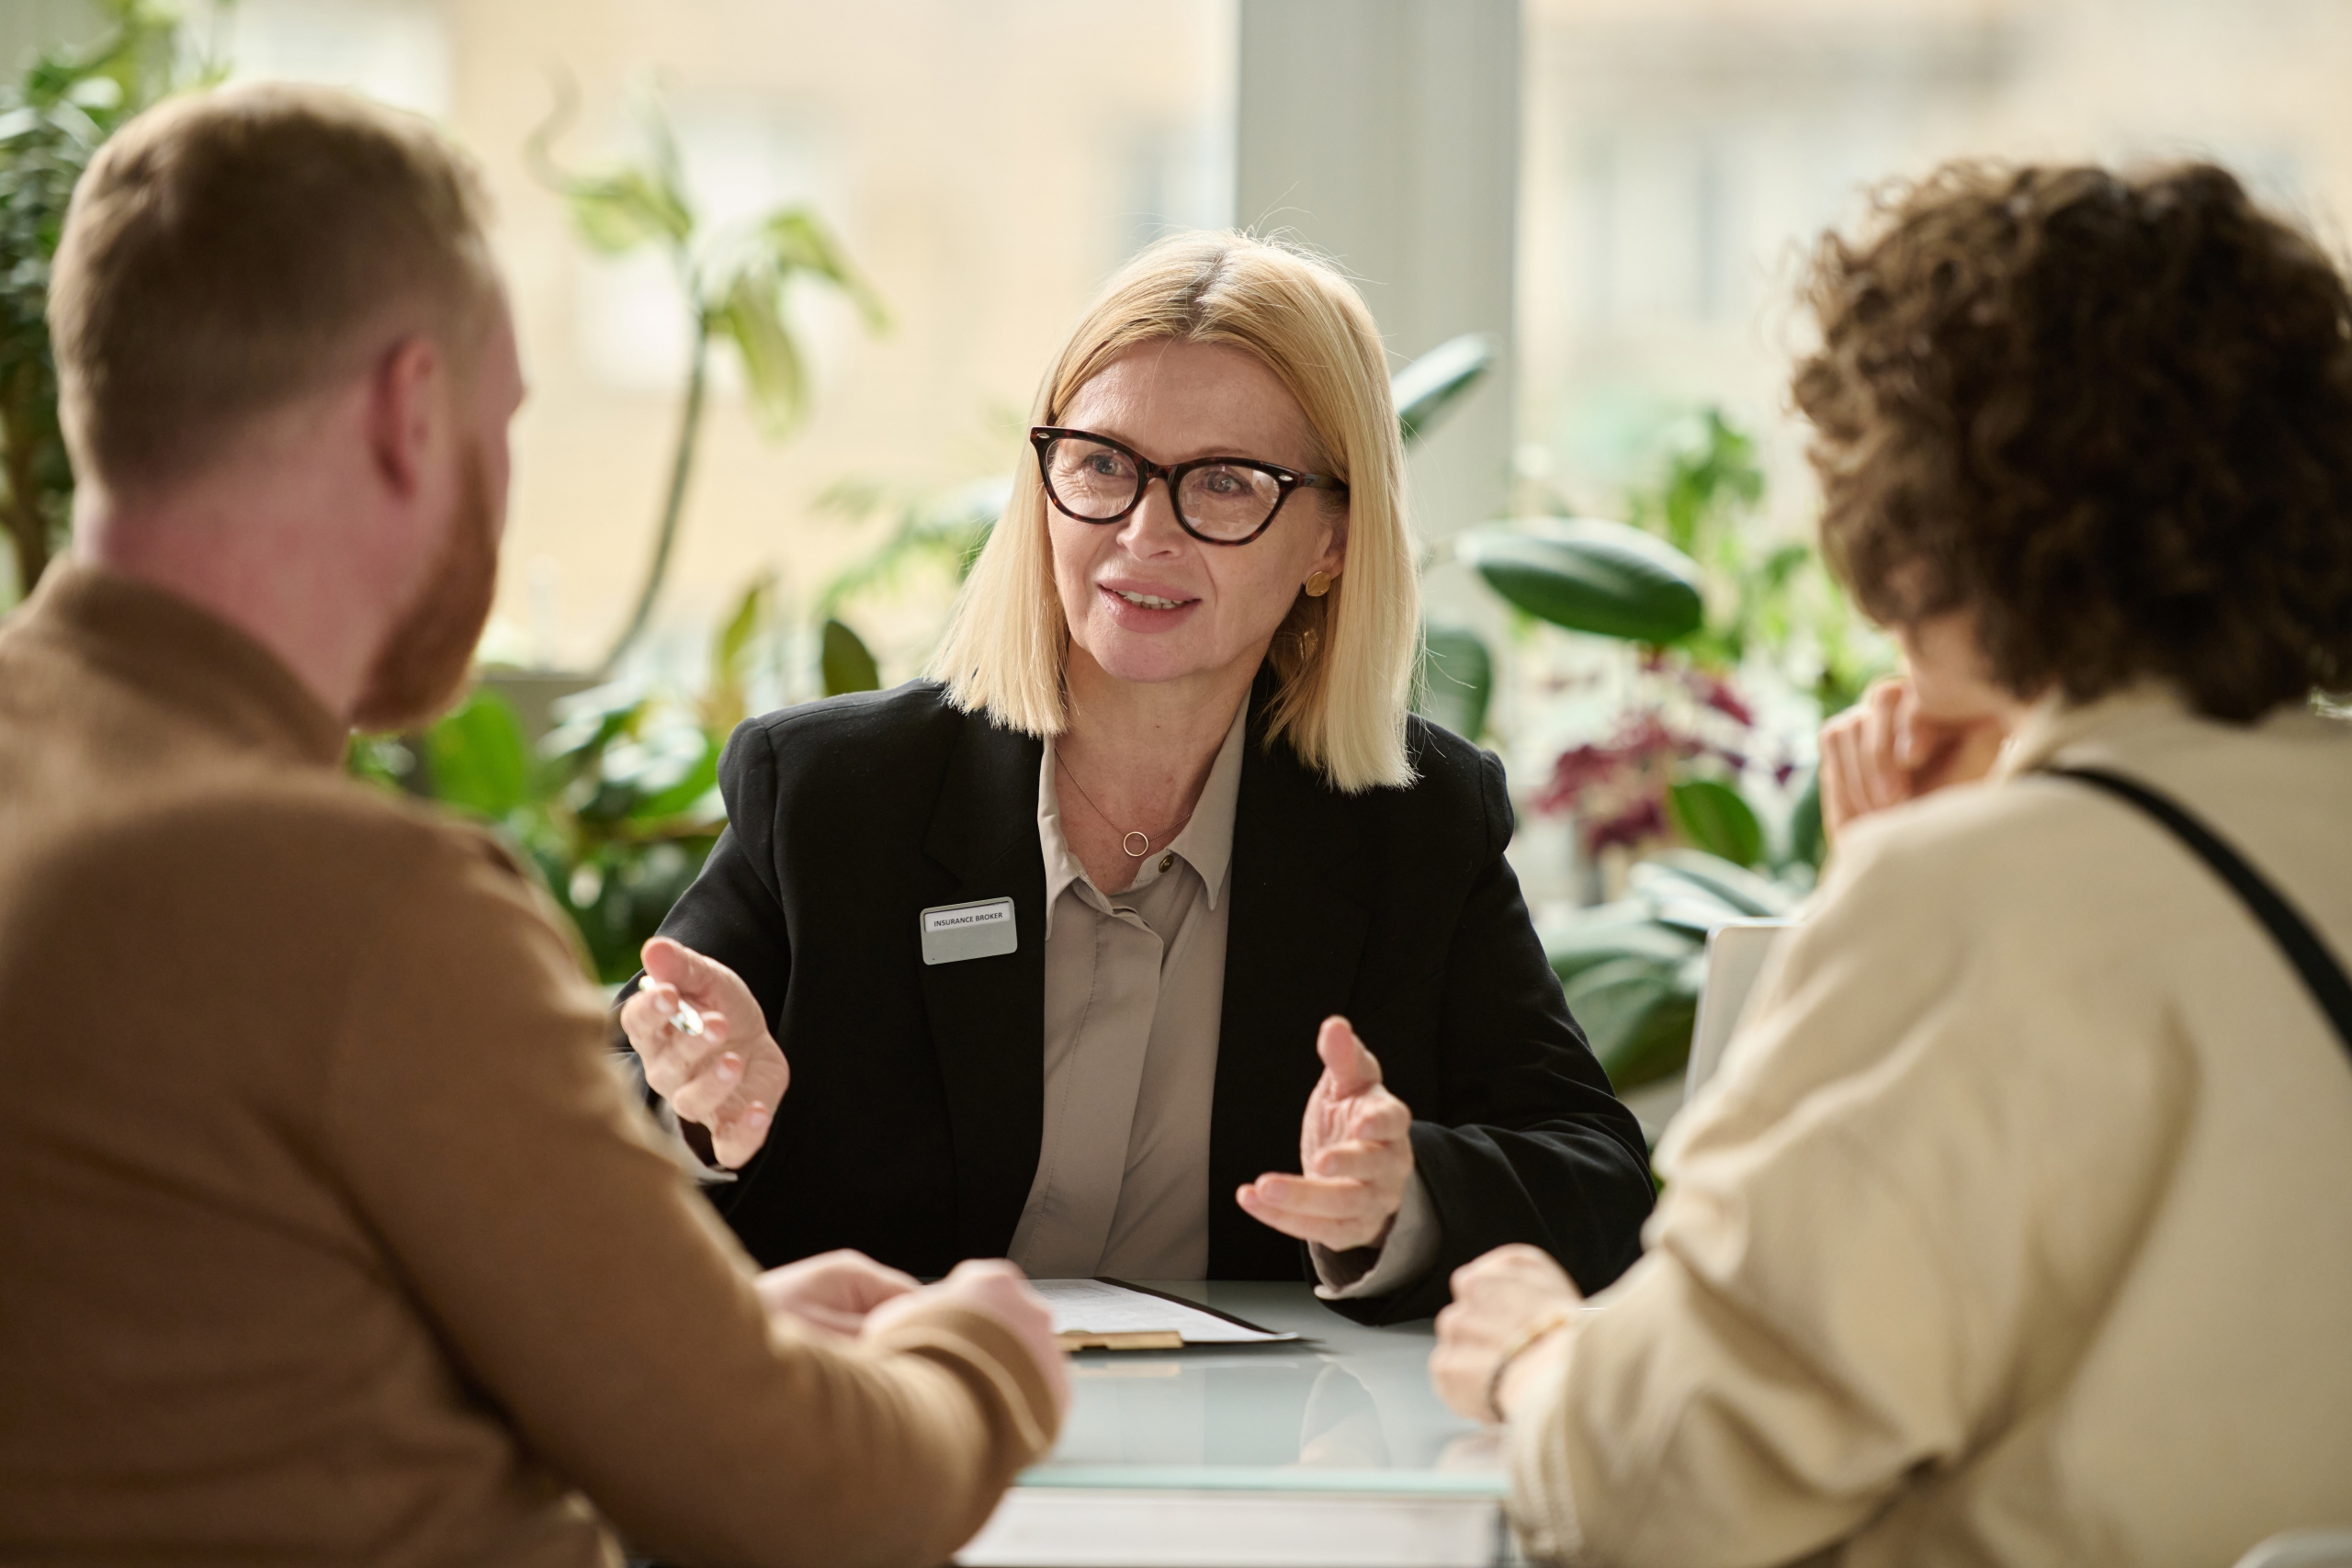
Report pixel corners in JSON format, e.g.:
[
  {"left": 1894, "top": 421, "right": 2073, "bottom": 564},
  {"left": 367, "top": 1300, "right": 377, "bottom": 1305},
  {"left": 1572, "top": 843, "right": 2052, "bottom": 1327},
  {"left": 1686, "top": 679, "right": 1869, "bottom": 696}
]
[
  {"left": 1795, "top": 160, "right": 2352, "bottom": 720},
  {"left": 50, "top": 81, "right": 499, "bottom": 494}
]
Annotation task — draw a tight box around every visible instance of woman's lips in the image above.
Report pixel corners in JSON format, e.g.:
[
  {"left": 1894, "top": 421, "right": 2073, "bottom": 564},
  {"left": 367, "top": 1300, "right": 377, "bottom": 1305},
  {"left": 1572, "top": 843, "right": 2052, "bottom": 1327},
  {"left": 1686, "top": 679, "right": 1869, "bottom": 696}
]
[{"left": 1098, "top": 581, "right": 1200, "bottom": 627}]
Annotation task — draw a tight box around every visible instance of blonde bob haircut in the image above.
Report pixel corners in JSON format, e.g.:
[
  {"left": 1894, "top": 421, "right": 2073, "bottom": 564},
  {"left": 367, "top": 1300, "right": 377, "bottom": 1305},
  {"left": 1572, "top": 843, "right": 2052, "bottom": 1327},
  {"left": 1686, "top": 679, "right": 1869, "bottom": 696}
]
[{"left": 932, "top": 231, "right": 1421, "bottom": 793}]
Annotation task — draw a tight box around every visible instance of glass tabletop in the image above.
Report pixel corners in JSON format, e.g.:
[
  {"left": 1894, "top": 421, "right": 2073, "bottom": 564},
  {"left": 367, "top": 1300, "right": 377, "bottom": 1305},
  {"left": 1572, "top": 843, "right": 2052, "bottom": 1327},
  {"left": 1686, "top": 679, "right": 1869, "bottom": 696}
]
[{"left": 1019, "top": 1280, "right": 1506, "bottom": 1497}]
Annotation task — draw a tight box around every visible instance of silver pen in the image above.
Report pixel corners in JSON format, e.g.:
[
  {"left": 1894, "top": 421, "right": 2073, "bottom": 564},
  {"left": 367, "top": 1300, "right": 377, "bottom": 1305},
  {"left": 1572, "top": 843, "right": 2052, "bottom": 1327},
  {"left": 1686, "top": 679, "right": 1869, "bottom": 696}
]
[{"left": 655, "top": 997, "right": 709, "bottom": 1039}]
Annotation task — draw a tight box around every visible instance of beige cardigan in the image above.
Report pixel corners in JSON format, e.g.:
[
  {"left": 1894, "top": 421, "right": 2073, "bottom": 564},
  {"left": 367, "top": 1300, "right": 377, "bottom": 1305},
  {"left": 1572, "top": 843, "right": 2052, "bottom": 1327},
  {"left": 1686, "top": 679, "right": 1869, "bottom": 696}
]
[{"left": 1508, "top": 689, "right": 2352, "bottom": 1566}]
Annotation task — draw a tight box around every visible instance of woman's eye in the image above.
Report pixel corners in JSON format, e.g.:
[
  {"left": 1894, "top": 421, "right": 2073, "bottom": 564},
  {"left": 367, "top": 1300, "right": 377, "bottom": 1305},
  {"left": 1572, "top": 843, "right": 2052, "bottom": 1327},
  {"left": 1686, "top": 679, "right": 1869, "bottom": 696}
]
[{"left": 1083, "top": 453, "right": 1129, "bottom": 479}]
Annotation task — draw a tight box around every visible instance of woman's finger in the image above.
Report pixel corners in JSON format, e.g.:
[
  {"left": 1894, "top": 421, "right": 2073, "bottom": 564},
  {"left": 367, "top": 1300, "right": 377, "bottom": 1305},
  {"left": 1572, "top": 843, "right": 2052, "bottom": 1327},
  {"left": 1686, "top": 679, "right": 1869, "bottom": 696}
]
[
  {"left": 1821, "top": 716, "right": 1875, "bottom": 843},
  {"left": 1247, "top": 1173, "right": 1381, "bottom": 1219},
  {"left": 1344, "top": 1092, "right": 1410, "bottom": 1145},
  {"left": 1236, "top": 1192, "right": 1354, "bottom": 1248},
  {"left": 1861, "top": 680, "right": 1906, "bottom": 810},
  {"left": 638, "top": 1028, "right": 726, "bottom": 1101},
  {"left": 1310, "top": 1139, "right": 1408, "bottom": 1182},
  {"left": 666, "top": 1050, "right": 746, "bottom": 1125},
  {"left": 642, "top": 937, "right": 761, "bottom": 1033},
  {"left": 707, "top": 1094, "right": 774, "bottom": 1168}
]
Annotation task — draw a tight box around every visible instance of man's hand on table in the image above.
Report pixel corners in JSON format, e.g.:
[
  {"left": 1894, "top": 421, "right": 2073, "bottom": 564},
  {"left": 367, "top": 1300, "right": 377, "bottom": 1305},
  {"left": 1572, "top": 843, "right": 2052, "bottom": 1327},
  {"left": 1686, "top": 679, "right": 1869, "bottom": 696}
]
[
  {"left": 1236, "top": 1017, "right": 1412, "bottom": 1252},
  {"left": 620, "top": 935, "right": 788, "bottom": 1168},
  {"left": 1430, "top": 1245, "right": 1583, "bottom": 1424},
  {"left": 865, "top": 1259, "right": 1073, "bottom": 1417},
  {"left": 755, "top": 1250, "right": 921, "bottom": 1338}
]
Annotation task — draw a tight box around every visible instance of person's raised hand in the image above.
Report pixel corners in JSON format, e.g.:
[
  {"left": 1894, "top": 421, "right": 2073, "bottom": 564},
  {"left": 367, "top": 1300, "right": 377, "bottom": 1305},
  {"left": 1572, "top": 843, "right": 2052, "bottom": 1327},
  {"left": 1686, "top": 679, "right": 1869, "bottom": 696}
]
[
  {"left": 1430, "top": 1244, "right": 1582, "bottom": 1424},
  {"left": 618, "top": 936, "right": 788, "bottom": 1168},
  {"left": 1237, "top": 1016, "right": 1413, "bottom": 1252},
  {"left": 1818, "top": 676, "right": 2009, "bottom": 846},
  {"left": 754, "top": 1250, "right": 920, "bottom": 1339},
  {"left": 864, "top": 1258, "right": 1071, "bottom": 1416}
]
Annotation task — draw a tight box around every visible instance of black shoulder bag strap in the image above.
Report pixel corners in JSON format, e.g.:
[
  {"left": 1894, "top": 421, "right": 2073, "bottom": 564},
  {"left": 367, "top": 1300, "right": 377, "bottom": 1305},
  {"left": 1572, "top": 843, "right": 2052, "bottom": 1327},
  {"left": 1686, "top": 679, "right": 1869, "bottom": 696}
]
[{"left": 2045, "top": 765, "right": 2352, "bottom": 1061}]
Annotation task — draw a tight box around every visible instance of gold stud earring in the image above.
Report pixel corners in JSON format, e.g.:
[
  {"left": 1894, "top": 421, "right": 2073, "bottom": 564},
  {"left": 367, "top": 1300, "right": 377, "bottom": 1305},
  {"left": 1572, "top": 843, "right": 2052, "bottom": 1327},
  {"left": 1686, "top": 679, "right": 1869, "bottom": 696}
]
[{"left": 1304, "top": 570, "right": 1332, "bottom": 598}]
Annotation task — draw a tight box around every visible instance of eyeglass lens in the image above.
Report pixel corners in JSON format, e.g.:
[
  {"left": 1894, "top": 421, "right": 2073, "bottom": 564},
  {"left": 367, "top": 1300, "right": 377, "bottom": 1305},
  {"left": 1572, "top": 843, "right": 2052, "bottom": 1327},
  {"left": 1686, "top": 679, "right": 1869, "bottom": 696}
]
[{"left": 1042, "top": 434, "right": 1283, "bottom": 542}]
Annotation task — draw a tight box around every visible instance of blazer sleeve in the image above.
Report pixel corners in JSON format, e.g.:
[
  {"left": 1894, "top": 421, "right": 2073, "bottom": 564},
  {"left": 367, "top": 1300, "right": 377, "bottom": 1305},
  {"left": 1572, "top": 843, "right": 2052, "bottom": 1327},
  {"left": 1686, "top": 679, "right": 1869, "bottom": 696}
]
[
  {"left": 616, "top": 720, "right": 796, "bottom": 1036},
  {"left": 1328, "top": 750, "right": 1656, "bottom": 1325}
]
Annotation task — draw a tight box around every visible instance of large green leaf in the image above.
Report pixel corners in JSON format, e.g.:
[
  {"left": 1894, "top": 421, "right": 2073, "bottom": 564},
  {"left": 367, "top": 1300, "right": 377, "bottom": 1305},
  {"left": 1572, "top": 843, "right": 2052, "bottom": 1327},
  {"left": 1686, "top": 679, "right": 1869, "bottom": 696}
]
[
  {"left": 1457, "top": 517, "right": 1704, "bottom": 643},
  {"left": 1391, "top": 333, "right": 1496, "bottom": 446},
  {"left": 707, "top": 208, "right": 890, "bottom": 437},
  {"left": 563, "top": 164, "right": 693, "bottom": 254},
  {"left": 711, "top": 268, "right": 808, "bottom": 436},
  {"left": 1787, "top": 768, "right": 1826, "bottom": 870},
  {"left": 1634, "top": 850, "right": 1798, "bottom": 918},
  {"left": 1668, "top": 776, "right": 1766, "bottom": 867},
  {"left": 1544, "top": 904, "right": 1703, "bottom": 986},
  {"left": 628, "top": 741, "right": 721, "bottom": 823},
  {"left": 1562, "top": 953, "right": 1702, "bottom": 1092},
  {"left": 820, "top": 617, "right": 881, "bottom": 695},
  {"left": 1413, "top": 624, "right": 1493, "bottom": 741},
  {"left": 755, "top": 209, "right": 890, "bottom": 330},
  {"left": 424, "top": 688, "right": 534, "bottom": 819}
]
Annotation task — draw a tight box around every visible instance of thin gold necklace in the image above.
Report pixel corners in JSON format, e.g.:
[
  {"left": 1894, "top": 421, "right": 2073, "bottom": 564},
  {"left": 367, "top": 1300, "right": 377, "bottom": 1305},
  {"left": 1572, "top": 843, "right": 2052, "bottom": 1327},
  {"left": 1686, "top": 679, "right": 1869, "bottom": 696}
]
[{"left": 1056, "top": 753, "right": 1175, "bottom": 859}]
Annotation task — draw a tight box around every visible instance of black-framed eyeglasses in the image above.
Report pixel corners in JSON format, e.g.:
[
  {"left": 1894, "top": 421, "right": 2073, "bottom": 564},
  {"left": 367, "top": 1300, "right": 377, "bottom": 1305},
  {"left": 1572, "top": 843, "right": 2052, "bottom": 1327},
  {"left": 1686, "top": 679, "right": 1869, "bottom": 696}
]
[{"left": 1029, "top": 426, "right": 1348, "bottom": 546}]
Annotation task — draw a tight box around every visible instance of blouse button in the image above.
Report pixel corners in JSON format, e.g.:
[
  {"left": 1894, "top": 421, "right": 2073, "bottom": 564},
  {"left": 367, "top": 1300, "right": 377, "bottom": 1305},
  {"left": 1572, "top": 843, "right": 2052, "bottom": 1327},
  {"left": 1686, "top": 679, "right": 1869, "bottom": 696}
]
[{"left": 1159, "top": 853, "right": 1175, "bottom": 872}]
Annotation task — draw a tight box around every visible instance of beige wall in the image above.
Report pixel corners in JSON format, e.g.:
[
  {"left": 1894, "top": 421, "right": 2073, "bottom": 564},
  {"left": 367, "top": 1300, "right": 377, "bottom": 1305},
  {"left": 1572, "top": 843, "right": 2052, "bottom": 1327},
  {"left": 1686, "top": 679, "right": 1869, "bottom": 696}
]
[
  {"left": 451, "top": 0, "right": 1233, "bottom": 676},
  {"left": 1518, "top": 0, "right": 2352, "bottom": 525},
  {"left": 17, "top": 0, "right": 2352, "bottom": 678},
  {"left": 125, "top": 0, "right": 1230, "bottom": 678}
]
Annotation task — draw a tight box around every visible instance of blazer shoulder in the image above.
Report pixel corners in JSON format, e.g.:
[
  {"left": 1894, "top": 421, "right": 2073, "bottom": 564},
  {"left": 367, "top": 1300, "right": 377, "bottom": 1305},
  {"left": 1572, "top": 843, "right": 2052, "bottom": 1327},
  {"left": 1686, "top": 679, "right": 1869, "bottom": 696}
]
[
  {"left": 1389, "top": 714, "right": 1508, "bottom": 852},
  {"left": 721, "top": 679, "right": 973, "bottom": 821}
]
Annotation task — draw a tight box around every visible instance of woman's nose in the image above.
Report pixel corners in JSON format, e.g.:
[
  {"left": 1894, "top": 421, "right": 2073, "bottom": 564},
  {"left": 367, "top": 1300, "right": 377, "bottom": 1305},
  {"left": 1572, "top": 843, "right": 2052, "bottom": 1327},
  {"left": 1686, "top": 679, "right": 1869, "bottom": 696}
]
[{"left": 1118, "top": 476, "right": 1190, "bottom": 557}]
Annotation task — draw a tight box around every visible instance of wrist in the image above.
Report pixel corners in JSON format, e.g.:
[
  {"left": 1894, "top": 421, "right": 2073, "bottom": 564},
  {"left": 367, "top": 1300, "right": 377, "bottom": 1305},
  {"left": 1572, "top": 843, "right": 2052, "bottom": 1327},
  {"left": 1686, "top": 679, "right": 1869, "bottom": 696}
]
[{"left": 1484, "top": 1311, "right": 1576, "bottom": 1425}]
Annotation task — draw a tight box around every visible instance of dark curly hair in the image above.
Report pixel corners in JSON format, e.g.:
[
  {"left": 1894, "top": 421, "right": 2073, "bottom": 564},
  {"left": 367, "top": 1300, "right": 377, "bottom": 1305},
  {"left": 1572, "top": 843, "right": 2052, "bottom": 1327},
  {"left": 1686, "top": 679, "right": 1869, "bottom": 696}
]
[{"left": 1793, "top": 160, "right": 2352, "bottom": 720}]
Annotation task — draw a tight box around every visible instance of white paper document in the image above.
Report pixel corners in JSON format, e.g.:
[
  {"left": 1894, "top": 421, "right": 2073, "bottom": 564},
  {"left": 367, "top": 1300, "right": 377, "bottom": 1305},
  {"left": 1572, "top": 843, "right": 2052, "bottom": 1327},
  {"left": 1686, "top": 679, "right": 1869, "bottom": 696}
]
[{"left": 1031, "top": 1279, "right": 1298, "bottom": 1347}]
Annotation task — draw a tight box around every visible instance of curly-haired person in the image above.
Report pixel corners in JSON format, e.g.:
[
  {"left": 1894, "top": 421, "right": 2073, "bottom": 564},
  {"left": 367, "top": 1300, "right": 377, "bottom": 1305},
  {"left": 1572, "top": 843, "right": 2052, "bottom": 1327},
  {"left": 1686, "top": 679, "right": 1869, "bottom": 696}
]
[{"left": 1433, "top": 161, "right": 2352, "bottom": 1567}]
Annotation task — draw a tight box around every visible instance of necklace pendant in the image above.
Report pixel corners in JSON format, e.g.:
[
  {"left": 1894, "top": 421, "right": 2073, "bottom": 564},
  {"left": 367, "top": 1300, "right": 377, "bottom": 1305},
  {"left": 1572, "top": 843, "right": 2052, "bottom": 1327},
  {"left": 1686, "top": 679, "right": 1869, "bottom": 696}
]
[{"left": 1121, "top": 830, "right": 1150, "bottom": 858}]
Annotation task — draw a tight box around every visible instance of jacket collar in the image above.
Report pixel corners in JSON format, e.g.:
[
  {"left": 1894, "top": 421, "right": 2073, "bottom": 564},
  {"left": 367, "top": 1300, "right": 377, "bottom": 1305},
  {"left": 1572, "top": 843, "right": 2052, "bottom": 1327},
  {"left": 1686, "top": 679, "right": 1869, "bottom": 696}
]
[
  {"left": 918, "top": 705, "right": 1051, "bottom": 1260},
  {"left": 1207, "top": 686, "right": 1374, "bottom": 1277},
  {"left": 16, "top": 560, "right": 345, "bottom": 767},
  {"left": 1995, "top": 682, "right": 2233, "bottom": 782}
]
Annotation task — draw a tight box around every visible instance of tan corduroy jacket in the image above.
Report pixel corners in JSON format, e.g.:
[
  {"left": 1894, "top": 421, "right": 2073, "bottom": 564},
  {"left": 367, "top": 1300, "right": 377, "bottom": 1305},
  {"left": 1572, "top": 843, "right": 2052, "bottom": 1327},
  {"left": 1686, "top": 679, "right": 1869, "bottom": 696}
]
[
  {"left": 1508, "top": 688, "right": 2352, "bottom": 1567},
  {"left": 0, "top": 564, "right": 1058, "bottom": 1568}
]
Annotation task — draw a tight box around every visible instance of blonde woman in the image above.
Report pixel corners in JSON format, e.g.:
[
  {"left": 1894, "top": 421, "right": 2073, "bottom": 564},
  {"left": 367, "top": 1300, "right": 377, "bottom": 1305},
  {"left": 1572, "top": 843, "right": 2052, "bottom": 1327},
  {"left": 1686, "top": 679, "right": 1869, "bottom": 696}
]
[{"left": 616, "top": 232, "right": 1653, "bottom": 1321}]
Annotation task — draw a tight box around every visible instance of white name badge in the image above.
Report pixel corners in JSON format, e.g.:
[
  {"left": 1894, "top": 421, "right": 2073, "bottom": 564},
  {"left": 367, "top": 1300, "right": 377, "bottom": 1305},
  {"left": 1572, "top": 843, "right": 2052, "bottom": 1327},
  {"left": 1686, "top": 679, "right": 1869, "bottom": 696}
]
[{"left": 920, "top": 897, "right": 1018, "bottom": 966}]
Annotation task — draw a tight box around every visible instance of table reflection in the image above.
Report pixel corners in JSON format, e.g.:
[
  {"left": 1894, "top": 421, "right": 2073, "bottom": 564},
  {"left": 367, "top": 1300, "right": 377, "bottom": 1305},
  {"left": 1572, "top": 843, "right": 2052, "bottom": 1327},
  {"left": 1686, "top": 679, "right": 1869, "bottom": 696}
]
[{"left": 1036, "top": 1281, "right": 1487, "bottom": 1481}]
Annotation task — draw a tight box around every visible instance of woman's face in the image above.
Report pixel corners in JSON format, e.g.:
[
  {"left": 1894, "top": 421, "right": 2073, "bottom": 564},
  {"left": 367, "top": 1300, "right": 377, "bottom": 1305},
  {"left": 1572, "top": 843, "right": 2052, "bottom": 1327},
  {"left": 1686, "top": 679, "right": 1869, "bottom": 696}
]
[{"left": 1048, "top": 339, "right": 1347, "bottom": 692}]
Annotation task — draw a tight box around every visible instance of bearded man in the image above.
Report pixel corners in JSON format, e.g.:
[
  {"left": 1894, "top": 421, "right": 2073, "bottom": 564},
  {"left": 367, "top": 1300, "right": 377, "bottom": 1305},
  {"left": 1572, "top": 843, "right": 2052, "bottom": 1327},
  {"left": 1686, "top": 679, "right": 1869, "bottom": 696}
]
[{"left": 0, "top": 83, "right": 1065, "bottom": 1568}]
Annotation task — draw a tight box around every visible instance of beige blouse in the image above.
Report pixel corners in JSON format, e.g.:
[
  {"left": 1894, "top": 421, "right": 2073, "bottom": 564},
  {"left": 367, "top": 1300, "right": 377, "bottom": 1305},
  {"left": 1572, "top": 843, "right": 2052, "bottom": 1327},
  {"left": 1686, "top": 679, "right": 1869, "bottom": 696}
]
[{"left": 1009, "top": 699, "right": 1437, "bottom": 1293}]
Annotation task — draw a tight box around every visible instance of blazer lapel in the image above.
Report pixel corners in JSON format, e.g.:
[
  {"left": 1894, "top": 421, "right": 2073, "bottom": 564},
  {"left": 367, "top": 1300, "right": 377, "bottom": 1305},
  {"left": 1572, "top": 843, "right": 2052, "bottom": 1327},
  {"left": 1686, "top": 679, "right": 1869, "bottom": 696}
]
[
  {"left": 918, "top": 711, "right": 1048, "bottom": 1261},
  {"left": 1208, "top": 712, "right": 1373, "bottom": 1278}
]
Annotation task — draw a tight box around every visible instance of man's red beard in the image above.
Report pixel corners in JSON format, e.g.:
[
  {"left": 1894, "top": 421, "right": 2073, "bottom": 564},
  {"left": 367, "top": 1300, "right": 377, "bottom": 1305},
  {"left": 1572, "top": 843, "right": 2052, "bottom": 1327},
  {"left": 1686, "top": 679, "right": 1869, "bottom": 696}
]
[{"left": 352, "top": 446, "right": 500, "bottom": 734}]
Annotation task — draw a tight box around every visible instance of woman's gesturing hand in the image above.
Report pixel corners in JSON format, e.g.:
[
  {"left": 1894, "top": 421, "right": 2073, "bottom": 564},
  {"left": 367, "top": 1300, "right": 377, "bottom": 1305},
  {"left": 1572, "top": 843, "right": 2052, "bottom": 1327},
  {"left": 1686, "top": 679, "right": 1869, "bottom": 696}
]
[
  {"left": 1818, "top": 676, "right": 2008, "bottom": 846},
  {"left": 619, "top": 935, "right": 789, "bottom": 1168},
  {"left": 1236, "top": 1016, "right": 1412, "bottom": 1252},
  {"left": 1430, "top": 1244, "right": 1583, "bottom": 1424}
]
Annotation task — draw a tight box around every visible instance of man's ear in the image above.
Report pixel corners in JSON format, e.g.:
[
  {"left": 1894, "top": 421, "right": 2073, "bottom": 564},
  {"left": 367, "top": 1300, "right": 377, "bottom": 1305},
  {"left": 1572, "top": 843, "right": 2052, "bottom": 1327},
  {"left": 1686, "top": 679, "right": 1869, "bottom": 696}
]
[{"left": 364, "top": 335, "right": 445, "bottom": 499}]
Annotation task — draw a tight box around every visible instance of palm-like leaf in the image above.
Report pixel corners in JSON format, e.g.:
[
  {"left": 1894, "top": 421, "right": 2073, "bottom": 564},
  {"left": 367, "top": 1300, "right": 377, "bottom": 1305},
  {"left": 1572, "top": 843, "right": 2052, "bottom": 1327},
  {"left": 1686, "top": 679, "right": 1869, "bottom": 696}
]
[
  {"left": 1457, "top": 516, "right": 1706, "bottom": 644},
  {"left": 1392, "top": 332, "right": 1497, "bottom": 445},
  {"left": 707, "top": 208, "right": 890, "bottom": 438}
]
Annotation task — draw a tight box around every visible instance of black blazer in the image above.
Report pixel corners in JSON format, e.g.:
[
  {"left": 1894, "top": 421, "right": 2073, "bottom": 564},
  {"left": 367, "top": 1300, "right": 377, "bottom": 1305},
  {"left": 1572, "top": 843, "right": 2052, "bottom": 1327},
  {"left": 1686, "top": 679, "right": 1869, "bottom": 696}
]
[{"left": 648, "top": 678, "right": 1653, "bottom": 1323}]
